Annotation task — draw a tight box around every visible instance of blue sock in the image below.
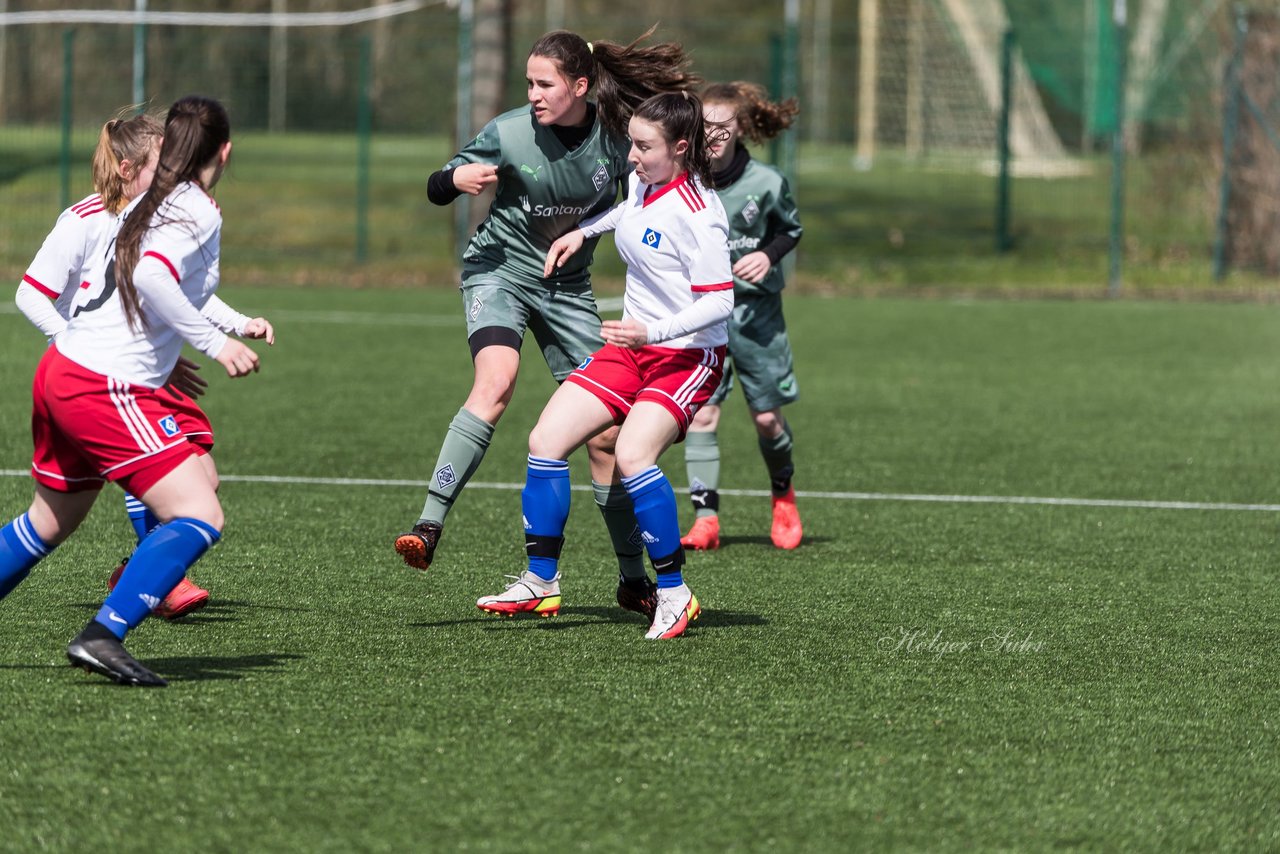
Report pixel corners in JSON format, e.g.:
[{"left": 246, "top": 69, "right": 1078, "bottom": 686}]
[
  {"left": 96, "top": 517, "right": 220, "bottom": 639},
  {"left": 0, "top": 513, "right": 52, "bottom": 601},
  {"left": 621, "top": 466, "right": 685, "bottom": 588},
  {"left": 124, "top": 492, "right": 160, "bottom": 543},
  {"left": 522, "top": 456, "right": 571, "bottom": 581}
]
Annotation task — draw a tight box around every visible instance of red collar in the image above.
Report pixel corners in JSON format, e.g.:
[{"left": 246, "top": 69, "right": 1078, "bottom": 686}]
[{"left": 642, "top": 171, "right": 691, "bottom": 207}]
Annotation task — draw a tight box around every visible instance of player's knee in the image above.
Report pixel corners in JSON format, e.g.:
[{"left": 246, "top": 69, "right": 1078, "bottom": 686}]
[
  {"left": 691, "top": 405, "right": 720, "bottom": 432},
  {"left": 586, "top": 426, "right": 619, "bottom": 459},
  {"left": 753, "top": 409, "right": 785, "bottom": 437},
  {"left": 613, "top": 445, "right": 657, "bottom": 479}
]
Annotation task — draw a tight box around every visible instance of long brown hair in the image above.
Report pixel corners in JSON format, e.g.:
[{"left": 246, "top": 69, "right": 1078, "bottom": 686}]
[
  {"left": 632, "top": 91, "right": 716, "bottom": 190},
  {"left": 91, "top": 108, "right": 164, "bottom": 214},
  {"left": 529, "top": 26, "right": 700, "bottom": 139},
  {"left": 114, "top": 96, "right": 230, "bottom": 331},
  {"left": 702, "top": 81, "right": 799, "bottom": 144}
]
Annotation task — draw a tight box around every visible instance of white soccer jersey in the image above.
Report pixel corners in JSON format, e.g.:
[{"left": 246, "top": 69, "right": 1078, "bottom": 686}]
[
  {"left": 58, "top": 182, "right": 230, "bottom": 388},
  {"left": 580, "top": 171, "right": 733, "bottom": 350},
  {"left": 18, "top": 194, "right": 113, "bottom": 338}
]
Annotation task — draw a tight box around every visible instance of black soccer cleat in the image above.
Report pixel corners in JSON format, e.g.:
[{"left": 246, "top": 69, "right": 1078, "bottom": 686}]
[
  {"left": 616, "top": 575, "right": 659, "bottom": 622},
  {"left": 395, "top": 521, "right": 443, "bottom": 570},
  {"left": 66, "top": 621, "right": 167, "bottom": 687}
]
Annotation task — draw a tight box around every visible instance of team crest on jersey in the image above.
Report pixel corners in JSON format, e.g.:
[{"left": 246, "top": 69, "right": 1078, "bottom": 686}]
[
  {"left": 592, "top": 163, "right": 610, "bottom": 191},
  {"left": 741, "top": 197, "right": 761, "bottom": 226},
  {"left": 157, "top": 415, "right": 180, "bottom": 437},
  {"left": 436, "top": 464, "right": 457, "bottom": 489},
  {"left": 643, "top": 228, "right": 663, "bottom": 249}
]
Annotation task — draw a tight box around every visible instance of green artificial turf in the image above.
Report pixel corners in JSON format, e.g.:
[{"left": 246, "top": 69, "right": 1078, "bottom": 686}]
[{"left": 0, "top": 291, "right": 1276, "bottom": 851}]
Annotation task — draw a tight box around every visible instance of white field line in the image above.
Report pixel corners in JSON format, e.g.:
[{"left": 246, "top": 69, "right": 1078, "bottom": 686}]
[
  {"left": 2, "top": 469, "right": 1277, "bottom": 512},
  {"left": 0, "top": 304, "right": 458, "bottom": 326}
]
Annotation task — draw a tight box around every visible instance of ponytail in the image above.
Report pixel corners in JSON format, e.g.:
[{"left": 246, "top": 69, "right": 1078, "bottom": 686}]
[
  {"left": 701, "top": 81, "right": 799, "bottom": 145},
  {"left": 114, "top": 95, "right": 230, "bottom": 332},
  {"left": 91, "top": 108, "right": 163, "bottom": 214},
  {"left": 530, "top": 25, "right": 699, "bottom": 139}
]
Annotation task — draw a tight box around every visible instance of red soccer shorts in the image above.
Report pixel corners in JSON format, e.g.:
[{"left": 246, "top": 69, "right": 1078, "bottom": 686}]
[
  {"left": 160, "top": 387, "right": 214, "bottom": 454},
  {"left": 31, "top": 345, "right": 200, "bottom": 496},
  {"left": 565, "top": 343, "right": 726, "bottom": 438}
]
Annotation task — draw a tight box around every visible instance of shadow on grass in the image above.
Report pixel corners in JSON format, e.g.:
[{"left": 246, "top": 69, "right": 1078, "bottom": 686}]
[
  {"left": 715, "top": 535, "right": 831, "bottom": 548},
  {"left": 64, "top": 599, "right": 310, "bottom": 624},
  {"left": 411, "top": 605, "right": 767, "bottom": 631},
  {"left": 144, "top": 651, "right": 305, "bottom": 683}
]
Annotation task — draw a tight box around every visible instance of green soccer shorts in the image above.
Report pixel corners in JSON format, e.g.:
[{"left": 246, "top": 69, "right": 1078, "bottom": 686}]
[
  {"left": 460, "top": 275, "right": 605, "bottom": 382},
  {"left": 709, "top": 290, "right": 800, "bottom": 412}
]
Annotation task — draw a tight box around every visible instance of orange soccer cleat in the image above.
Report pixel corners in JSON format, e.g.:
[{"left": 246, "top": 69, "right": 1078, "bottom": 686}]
[
  {"left": 770, "top": 487, "right": 803, "bottom": 550},
  {"left": 680, "top": 515, "right": 720, "bottom": 551}
]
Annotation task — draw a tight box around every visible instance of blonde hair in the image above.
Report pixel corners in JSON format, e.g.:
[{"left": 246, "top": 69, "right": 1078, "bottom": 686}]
[{"left": 91, "top": 107, "right": 164, "bottom": 214}]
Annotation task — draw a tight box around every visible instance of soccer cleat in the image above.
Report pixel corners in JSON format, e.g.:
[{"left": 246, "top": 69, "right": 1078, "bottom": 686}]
[
  {"left": 645, "top": 584, "right": 701, "bottom": 640},
  {"left": 152, "top": 577, "right": 210, "bottom": 620},
  {"left": 770, "top": 487, "right": 803, "bottom": 550},
  {"left": 476, "top": 570, "right": 561, "bottom": 618},
  {"left": 395, "top": 521, "right": 443, "bottom": 570},
  {"left": 616, "top": 575, "right": 658, "bottom": 621},
  {"left": 108, "top": 560, "right": 210, "bottom": 621},
  {"left": 680, "top": 515, "right": 720, "bottom": 551},
  {"left": 66, "top": 622, "right": 167, "bottom": 687}
]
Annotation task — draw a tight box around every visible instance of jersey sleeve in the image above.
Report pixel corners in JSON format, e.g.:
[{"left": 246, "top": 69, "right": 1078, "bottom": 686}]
[
  {"left": 201, "top": 293, "right": 250, "bottom": 336},
  {"left": 22, "top": 210, "right": 92, "bottom": 301},
  {"left": 680, "top": 205, "right": 734, "bottom": 293},
  {"left": 15, "top": 281, "right": 67, "bottom": 338},
  {"left": 133, "top": 252, "right": 228, "bottom": 359},
  {"left": 761, "top": 174, "right": 803, "bottom": 264},
  {"left": 444, "top": 119, "right": 504, "bottom": 171}
]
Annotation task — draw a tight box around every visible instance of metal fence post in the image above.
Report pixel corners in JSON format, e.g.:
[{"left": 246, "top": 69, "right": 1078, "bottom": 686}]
[
  {"left": 356, "top": 34, "right": 372, "bottom": 264},
  {"left": 1107, "top": 0, "right": 1128, "bottom": 297},
  {"left": 1212, "top": 8, "right": 1248, "bottom": 281},
  {"left": 60, "top": 28, "right": 74, "bottom": 211},
  {"left": 995, "top": 28, "right": 1014, "bottom": 253}
]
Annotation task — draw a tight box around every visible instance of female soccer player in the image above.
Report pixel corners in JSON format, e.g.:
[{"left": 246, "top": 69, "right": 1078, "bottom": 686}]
[
  {"left": 15, "top": 109, "right": 268, "bottom": 619},
  {"left": 0, "top": 95, "right": 271, "bottom": 686},
  {"left": 476, "top": 91, "right": 732, "bottom": 640},
  {"left": 396, "top": 27, "right": 698, "bottom": 619},
  {"left": 679, "top": 81, "right": 805, "bottom": 552}
]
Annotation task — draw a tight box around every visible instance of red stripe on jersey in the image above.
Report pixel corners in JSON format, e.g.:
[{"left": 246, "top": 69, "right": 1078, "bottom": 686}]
[
  {"left": 676, "top": 181, "right": 705, "bottom": 213},
  {"left": 642, "top": 171, "right": 692, "bottom": 208},
  {"left": 142, "top": 250, "right": 181, "bottom": 283},
  {"left": 691, "top": 281, "right": 733, "bottom": 292},
  {"left": 21, "top": 274, "right": 59, "bottom": 299},
  {"left": 72, "top": 195, "right": 106, "bottom": 218}
]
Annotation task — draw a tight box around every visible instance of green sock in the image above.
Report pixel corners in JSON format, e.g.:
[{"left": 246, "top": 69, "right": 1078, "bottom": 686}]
[
  {"left": 684, "top": 430, "right": 721, "bottom": 519},
  {"left": 418, "top": 408, "right": 496, "bottom": 524},
  {"left": 758, "top": 422, "right": 795, "bottom": 496},
  {"left": 592, "top": 481, "right": 647, "bottom": 581}
]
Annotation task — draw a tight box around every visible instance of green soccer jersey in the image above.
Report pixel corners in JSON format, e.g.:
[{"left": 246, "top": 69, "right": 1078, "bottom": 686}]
[
  {"left": 445, "top": 105, "right": 631, "bottom": 289},
  {"left": 715, "top": 155, "right": 803, "bottom": 295}
]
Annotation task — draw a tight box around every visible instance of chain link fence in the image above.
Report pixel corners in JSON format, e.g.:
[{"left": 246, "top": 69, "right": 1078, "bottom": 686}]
[{"left": 0, "top": 1, "right": 1272, "bottom": 292}]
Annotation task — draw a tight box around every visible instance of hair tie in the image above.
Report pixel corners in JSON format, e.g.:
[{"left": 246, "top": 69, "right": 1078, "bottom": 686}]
[{"left": 587, "top": 41, "right": 594, "bottom": 53}]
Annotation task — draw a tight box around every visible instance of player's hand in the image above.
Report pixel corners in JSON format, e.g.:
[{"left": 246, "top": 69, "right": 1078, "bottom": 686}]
[
  {"left": 242, "top": 317, "right": 275, "bottom": 345},
  {"left": 545, "top": 230, "right": 586, "bottom": 277},
  {"left": 162, "top": 356, "right": 208, "bottom": 399},
  {"left": 601, "top": 318, "right": 648, "bottom": 350},
  {"left": 732, "top": 251, "right": 772, "bottom": 284},
  {"left": 453, "top": 163, "right": 499, "bottom": 195},
  {"left": 215, "top": 338, "right": 260, "bottom": 378}
]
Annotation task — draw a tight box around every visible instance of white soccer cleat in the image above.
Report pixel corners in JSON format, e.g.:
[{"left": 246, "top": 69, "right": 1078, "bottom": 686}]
[
  {"left": 476, "top": 570, "right": 562, "bottom": 618},
  {"left": 645, "top": 583, "right": 701, "bottom": 639}
]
